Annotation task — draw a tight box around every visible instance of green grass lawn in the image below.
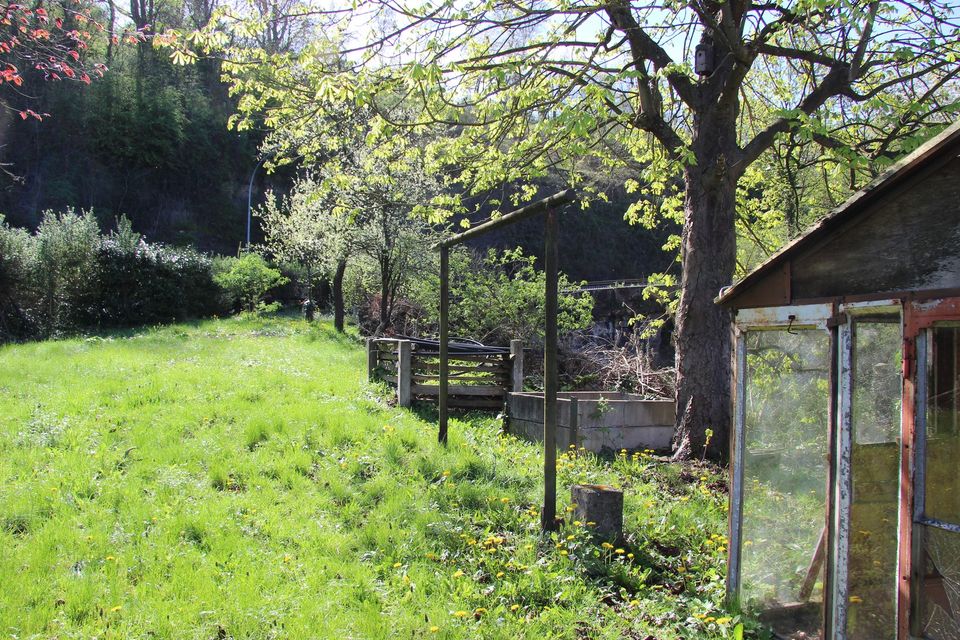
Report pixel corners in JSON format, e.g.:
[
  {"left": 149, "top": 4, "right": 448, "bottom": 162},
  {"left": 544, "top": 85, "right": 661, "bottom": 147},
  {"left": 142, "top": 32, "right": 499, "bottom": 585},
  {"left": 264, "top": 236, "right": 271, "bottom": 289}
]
[{"left": 0, "top": 315, "right": 735, "bottom": 639}]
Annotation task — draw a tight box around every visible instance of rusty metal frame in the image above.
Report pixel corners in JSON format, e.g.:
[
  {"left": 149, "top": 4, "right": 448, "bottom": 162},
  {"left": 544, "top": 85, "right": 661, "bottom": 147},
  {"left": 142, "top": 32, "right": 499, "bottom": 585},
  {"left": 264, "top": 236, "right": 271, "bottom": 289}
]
[
  {"left": 830, "top": 300, "right": 904, "bottom": 639},
  {"left": 832, "top": 314, "right": 853, "bottom": 640},
  {"left": 900, "top": 297, "right": 960, "bottom": 640},
  {"left": 727, "top": 328, "right": 747, "bottom": 601}
]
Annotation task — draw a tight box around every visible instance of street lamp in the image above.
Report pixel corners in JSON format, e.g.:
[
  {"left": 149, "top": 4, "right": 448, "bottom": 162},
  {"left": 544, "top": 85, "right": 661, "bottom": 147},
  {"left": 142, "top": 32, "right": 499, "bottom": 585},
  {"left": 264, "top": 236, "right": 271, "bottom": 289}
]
[{"left": 246, "top": 154, "right": 270, "bottom": 249}]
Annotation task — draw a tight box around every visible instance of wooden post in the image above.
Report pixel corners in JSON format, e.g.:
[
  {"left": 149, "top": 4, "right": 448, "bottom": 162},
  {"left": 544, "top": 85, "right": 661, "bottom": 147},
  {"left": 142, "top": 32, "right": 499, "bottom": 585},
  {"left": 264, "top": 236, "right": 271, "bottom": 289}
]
[
  {"left": 542, "top": 208, "right": 559, "bottom": 531},
  {"left": 397, "top": 340, "right": 412, "bottom": 407},
  {"left": 439, "top": 246, "right": 449, "bottom": 445},
  {"left": 571, "top": 484, "right": 623, "bottom": 542},
  {"left": 510, "top": 339, "right": 524, "bottom": 393},
  {"left": 366, "top": 338, "right": 378, "bottom": 381},
  {"left": 568, "top": 396, "right": 579, "bottom": 450}
]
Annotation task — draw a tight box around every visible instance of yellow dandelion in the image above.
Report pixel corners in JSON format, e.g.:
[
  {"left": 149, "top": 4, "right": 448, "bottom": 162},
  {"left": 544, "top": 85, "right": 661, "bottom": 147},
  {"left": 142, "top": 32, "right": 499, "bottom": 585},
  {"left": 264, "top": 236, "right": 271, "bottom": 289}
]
[
  {"left": 429, "top": 626, "right": 440, "bottom": 633},
  {"left": 615, "top": 548, "right": 625, "bottom": 554},
  {"left": 110, "top": 605, "right": 122, "bottom": 613},
  {"left": 560, "top": 550, "right": 569, "bottom": 556},
  {"left": 452, "top": 570, "right": 464, "bottom": 578},
  {"left": 601, "top": 542, "right": 614, "bottom": 550},
  {"left": 500, "top": 497, "right": 510, "bottom": 504},
  {"left": 716, "top": 617, "right": 732, "bottom": 624},
  {"left": 496, "top": 571, "right": 505, "bottom": 578},
  {"left": 510, "top": 604, "right": 520, "bottom": 612},
  {"left": 393, "top": 562, "right": 402, "bottom": 568},
  {"left": 453, "top": 610, "right": 468, "bottom": 618}
]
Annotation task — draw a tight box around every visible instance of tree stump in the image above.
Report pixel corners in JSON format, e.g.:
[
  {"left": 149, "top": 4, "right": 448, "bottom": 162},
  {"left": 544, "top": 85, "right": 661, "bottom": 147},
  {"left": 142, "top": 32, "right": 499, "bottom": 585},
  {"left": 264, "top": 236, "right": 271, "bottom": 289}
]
[{"left": 571, "top": 484, "right": 623, "bottom": 542}]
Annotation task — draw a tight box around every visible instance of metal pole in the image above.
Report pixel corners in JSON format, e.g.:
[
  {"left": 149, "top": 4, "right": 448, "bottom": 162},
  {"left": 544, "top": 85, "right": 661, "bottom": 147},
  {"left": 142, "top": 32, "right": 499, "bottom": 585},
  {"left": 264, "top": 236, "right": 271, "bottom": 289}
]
[
  {"left": 439, "top": 245, "right": 449, "bottom": 445},
  {"left": 246, "top": 155, "right": 268, "bottom": 249},
  {"left": 542, "top": 208, "right": 559, "bottom": 531}
]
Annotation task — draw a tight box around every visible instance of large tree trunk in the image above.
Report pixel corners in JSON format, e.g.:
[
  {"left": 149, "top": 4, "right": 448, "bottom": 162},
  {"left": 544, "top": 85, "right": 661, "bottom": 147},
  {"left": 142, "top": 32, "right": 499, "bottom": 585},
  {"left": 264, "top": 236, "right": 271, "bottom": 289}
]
[
  {"left": 672, "top": 112, "right": 738, "bottom": 462},
  {"left": 333, "top": 258, "right": 346, "bottom": 332}
]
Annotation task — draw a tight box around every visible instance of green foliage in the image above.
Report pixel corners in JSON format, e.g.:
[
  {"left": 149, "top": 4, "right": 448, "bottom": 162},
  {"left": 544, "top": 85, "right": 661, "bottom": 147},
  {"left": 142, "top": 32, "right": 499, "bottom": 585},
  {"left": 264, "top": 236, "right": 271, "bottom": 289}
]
[
  {"left": 412, "top": 247, "right": 594, "bottom": 345},
  {"left": 0, "top": 315, "right": 736, "bottom": 639},
  {"left": 33, "top": 208, "right": 102, "bottom": 332},
  {"left": 214, "top": 252, "right": 288, "bottom": 312},
  {"left": 0, "top": 211, "right": 226, "bottom": 342},
  {"left": 257, "top": 176, "right": 354, "bottom": 301},
  {"left": 0, "top": 216, "right": 37, "bottom": 338}
]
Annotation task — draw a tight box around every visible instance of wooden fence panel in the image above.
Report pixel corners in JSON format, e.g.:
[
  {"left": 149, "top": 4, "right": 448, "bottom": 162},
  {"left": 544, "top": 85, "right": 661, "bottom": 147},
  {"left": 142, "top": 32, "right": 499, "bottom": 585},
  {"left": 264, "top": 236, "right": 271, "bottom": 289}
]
[{"left": 367, "top": 338, "right": 514, "bottom": 410}]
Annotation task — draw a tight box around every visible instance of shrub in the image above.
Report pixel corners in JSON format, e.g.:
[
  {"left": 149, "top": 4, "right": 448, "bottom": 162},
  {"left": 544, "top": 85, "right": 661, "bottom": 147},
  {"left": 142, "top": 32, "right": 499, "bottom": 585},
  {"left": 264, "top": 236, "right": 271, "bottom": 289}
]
[
  {"left": 407, "top": 247, "right": 594, "bottom": 346},
  {"left": 214, "top": 253, "right": 288, "bottom": 312},
  {"left": 0, "top": 217, "right": 38, "bottom": 341},
  {"left": 0, "top": 211, "right": 228, "bottom": 341},
  {"left": 33, "top": 208, "right": 101, "bottom": 333},
  {"left": 97, "top": 238, "right": 225, "bottom": 326}
]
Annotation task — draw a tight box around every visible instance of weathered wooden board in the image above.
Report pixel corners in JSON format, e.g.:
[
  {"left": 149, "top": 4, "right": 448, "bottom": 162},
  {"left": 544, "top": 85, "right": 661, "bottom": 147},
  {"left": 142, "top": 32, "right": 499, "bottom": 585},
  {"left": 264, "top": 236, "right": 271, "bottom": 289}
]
[{"left": 412, "top": 384, "right": 505, "bottom": 397}]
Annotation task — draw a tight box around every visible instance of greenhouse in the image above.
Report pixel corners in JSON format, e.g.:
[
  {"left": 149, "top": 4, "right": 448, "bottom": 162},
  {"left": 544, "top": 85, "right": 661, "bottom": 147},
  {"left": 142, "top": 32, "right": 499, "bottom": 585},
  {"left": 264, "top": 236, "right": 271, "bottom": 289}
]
[{"left": 718, "top": 121, "right": 960, "bottom": 640}]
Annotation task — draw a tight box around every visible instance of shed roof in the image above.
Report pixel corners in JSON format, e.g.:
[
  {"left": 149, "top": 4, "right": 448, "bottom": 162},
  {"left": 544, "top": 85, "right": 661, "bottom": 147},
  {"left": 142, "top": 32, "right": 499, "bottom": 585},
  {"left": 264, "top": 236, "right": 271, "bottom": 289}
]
[{"left": 717, "top": 122, "right": 960, "bottom": 308}]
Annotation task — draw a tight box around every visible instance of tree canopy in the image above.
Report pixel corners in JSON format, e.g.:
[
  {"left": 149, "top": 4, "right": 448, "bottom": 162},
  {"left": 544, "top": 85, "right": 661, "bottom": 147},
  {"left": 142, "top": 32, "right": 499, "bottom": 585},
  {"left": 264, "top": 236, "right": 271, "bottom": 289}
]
[{"left": 174, "top": 0, "right": 959, "bottom": 458}]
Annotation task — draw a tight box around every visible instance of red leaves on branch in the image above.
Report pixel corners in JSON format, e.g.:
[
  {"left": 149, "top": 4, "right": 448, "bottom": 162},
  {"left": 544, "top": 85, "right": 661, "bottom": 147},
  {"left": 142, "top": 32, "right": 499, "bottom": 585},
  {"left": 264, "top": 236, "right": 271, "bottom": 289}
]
[{"left": 0, "top": 0, "right": 114, "bottom": 101}]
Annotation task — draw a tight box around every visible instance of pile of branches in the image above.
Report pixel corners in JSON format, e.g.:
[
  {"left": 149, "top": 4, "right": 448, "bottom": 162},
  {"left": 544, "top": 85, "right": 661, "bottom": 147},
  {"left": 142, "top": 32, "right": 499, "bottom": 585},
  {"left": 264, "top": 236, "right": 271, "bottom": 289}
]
[{"left": 561, "top": 332, "right": 675, "bottom": 399}]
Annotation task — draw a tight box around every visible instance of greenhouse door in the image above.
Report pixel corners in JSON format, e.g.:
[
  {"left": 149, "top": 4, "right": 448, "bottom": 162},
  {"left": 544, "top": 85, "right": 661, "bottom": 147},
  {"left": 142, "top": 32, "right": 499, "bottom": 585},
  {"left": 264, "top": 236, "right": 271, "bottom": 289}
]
[
  {"left": 834, "top": 303, "right": 902, "bottom": 640},
  {"left": 906, "top": 299, "right": 960, "bottom": 640},
  {"left": 729, "top": 304, "right": 833, "bottom": 639}
]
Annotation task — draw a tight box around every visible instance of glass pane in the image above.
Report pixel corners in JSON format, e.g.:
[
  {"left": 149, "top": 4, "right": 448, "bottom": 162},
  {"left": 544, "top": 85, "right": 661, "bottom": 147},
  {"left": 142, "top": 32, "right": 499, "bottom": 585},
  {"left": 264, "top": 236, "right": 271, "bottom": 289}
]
[
  {"left": 919, "top": 526, "right": 960, "bottom": 639},
  {"left": 927, "top": 326, "right": 960, "bottom": 524},
  {"left": 848, "top": 320, "right": 901, "bottom": 640},
  {"left": 919, "top": 325, "right": 960, "bottom": 639},
  {"left": 741, "top": 329, "right": 830, "bottom": 639}
]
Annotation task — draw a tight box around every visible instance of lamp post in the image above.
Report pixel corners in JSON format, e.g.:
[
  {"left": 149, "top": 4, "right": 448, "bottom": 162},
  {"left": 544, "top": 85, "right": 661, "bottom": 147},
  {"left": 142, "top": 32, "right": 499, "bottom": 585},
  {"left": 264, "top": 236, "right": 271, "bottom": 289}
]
[{"left": 246, "top": 154, "right": 269, "bottom": 249}]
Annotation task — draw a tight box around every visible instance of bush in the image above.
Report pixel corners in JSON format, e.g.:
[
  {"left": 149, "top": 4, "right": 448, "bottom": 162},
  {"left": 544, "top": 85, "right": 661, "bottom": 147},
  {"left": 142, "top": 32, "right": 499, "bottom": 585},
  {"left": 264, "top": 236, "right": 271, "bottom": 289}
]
[
  {"left": 97, "top": 238, "right": 225, "bottom": 326},
  {"left": 0, "top": 210, "right": 229, "bottom": 341},
  {"left": 407, "top": 247, "right": 594, "bottom": 346},
  {"left": 0, "top": 217, "right": 37, "bottom": 341},
  {"left": 33, "top": 208, "right": 101, "bottom": 332},
  {"left": 214, "top": 253, "right": 288, "bottom": 313}
]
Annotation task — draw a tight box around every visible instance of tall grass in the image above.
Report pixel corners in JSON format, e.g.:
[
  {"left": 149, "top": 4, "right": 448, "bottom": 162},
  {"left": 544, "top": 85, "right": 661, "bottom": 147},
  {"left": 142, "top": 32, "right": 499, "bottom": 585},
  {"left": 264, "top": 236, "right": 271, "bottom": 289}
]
[{"left": 0, "top": 316, "right": 738, "bottom": 639}]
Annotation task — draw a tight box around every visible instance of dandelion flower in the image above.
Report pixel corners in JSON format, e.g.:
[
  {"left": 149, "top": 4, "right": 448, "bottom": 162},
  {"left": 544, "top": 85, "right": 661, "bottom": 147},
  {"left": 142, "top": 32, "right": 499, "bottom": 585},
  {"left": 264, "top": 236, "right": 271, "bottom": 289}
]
[
  {"left": 429, "top": 626, "right": 440, "bottom": 633},
  {"left": 453, "top": 610, "right": 468, "bottom": 618},
  {"left": 393, "top": 562, "right": 402, "bottom": 568},
  {"left": 452, "top": 570, "right": 464, "bottom": 578}
]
